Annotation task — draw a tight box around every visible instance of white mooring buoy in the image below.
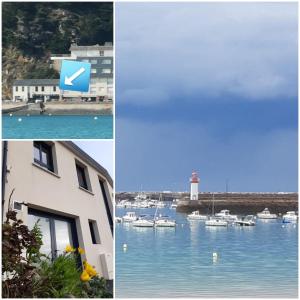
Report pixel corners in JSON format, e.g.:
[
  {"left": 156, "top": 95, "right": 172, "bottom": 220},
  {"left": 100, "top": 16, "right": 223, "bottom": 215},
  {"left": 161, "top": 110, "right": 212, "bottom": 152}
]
[
  {"left": 9, "top": 113, "right": 13, "bottom": 117},
  {"left": 123, "top": 243, "right": 127, "bottom": 251},
  {"left": 18, "top": 118, "right": 22, "bottom": 122},
  {"left": 94, "top": 116, "right": 98, "bottom": 120},
  {"left": 212, "top": 252, "right": 218, "bottom": 263}
]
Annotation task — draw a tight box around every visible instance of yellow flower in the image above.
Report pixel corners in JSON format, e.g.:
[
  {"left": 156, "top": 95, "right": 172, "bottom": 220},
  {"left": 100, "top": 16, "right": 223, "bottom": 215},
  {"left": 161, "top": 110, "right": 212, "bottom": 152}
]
[
  {"left": 78, "top": 247, "right": 85, "bottom": 255},
  {"left": 80, "top": 270, "right": 91, "bottom": 282},
  {"left": 65, "top": 245, "right": 75, "bottom": 253},
  {"left": 84, "top": 261, "right": 98, "bottom": 278}
]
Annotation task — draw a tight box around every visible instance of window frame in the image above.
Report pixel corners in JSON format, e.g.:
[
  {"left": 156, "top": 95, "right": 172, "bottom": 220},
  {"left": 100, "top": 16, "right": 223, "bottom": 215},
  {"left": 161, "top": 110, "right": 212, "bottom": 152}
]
[
  {"left": 99, "top": 179, "right": 113, "bottom": 235},
  {"left": 75, "top": 161, "right": 91, "bottom": 191},
  {"left": 33, "top": 141, "right": 54, "bottom": 172},
  {"left": 28, "top": 208, "right": 79, "bottom": 261}
]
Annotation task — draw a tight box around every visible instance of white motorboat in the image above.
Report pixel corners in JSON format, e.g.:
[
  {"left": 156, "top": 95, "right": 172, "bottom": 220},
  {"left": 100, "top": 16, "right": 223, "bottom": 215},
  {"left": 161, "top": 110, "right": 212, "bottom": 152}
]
[
  {"left": 122, "top": 212, "right": 138, "bottom": 222},
  {"left": 215, "top": 209, "right": 238, "bottom": 221},
  {"left": 282, "top": 211, "right": 298, "bottom": 223},
  {"left": 257, "top": 208, "right": 277, "bottom": 219},
  {"left": 170, "top": 203, "right": 178, "bottom": 209},
  {"left": 205, "top": 217, "right": 228, "bottom": 227},
  {"left": 132, "top": 219, "right": 154, "bottom": 227},
  {"left": 187, "top": 211, "right": 207, "bottom": 220},
  {"left": 155, "top": 218, "right": 176, "bottom": 227},
  {"left": 235, "top": 215, "right": 255, "bottom": 226}
]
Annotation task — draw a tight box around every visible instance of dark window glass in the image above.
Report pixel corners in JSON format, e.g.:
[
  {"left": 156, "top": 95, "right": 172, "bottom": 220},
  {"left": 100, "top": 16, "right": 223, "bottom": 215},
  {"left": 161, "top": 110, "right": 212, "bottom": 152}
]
[
  {"left": 42, "top": 86, "right": 45, "bottom": 92},
  {"left": 34, "top": 141, "right": 54, "bottom": 172},
  {"left": 22, "top": 86, "right": 24, "bottom": 92},
  {"left": 53, "top": 86, "right": 56, "bottom": 92},
  {"left": 99, "top": 180, "right": 113, "bottom": 235},
  {"left": 35, "top": 86, "right": 38, "bottom": 92},
  {"left": 89, "top": 221, "right": 97, "bottom": 244},
  {"left": 76, "top": 164, "right": 88, "bottom": 190},
  {"left": 16, "top": 86, "right": 18, "bottom": 92}
]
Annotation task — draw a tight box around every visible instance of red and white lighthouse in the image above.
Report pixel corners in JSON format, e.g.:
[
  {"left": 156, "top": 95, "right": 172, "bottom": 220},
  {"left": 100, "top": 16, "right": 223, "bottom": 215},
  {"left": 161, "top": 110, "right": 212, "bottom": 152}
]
[{"left": 190, "top": 171, "right": 200, "bottom": 200}]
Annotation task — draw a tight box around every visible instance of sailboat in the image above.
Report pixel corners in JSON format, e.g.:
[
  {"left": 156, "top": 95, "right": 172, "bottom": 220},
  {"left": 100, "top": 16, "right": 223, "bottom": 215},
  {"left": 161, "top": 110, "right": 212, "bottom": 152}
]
[
  {"left": 154, "top": 193, "right": 176, "bottom": 227},
  {"left": 205, "top": 193, "right": 228, "bottom": 227}
]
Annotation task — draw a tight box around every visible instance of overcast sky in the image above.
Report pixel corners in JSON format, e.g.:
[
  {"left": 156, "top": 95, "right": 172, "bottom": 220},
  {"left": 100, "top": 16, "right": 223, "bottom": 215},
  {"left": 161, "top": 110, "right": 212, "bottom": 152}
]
[
  {"left": 116, "top": 2, "right": 298, "bottom": 192},
  {"left": 74, "top": 141, "right": 114, "bottom": 178}
]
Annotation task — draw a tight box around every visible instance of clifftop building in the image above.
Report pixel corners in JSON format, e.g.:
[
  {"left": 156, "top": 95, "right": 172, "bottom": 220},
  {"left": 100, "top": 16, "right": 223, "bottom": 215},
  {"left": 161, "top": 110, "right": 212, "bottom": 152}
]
[{"left": 12, "top": 43, "right": 113, "bottom": 102}]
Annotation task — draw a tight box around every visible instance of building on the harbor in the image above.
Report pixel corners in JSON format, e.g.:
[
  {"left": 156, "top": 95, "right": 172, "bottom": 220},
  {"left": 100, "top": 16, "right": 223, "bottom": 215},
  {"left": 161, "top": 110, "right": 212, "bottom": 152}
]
[
  {"left": 190, "top": 171, "right": 199, "bottom": 200},
  {"left": 2, "top": 141, "right": 113, "bottom": 280},
  {"left": 12, "top": 43, "right": 113, "bottom": 102}
]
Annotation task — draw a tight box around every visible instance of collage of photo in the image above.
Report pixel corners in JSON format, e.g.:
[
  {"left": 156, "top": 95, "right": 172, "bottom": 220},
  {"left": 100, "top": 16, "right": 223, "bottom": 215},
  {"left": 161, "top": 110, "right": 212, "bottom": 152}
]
[{"left": 1, "top": 1, "right": 298, "bottom": 299}]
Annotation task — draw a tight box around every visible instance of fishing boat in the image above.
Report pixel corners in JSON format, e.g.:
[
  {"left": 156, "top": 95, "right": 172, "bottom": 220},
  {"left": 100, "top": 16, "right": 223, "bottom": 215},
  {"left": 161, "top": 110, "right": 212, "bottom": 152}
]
[
  {"left": 122, "top": 212, "right": 138, "bottom": 222},
  {"left": 187, "top": 211, "right": 207, "bottom": 220},
  {"left": 282, "top": 211, "right": 298, "bottom": 223},
  {"left": 256, "top": 208, "right": 277, "bottom": 219},
  {"left": 234, "top": 215, "right": 255, "bottom": 226}
]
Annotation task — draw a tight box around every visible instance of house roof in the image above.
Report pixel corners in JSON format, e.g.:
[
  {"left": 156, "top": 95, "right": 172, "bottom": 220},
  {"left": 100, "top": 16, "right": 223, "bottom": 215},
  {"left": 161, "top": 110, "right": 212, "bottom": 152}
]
[
  {"left": 60, "top": 141, "right": 113, "bottom": 187},
  {"left": 13, "top": 79, "right": 59, "bottom": 86},
  {"left": 70, "top": 44, "right": 113, "bottom": 51}
]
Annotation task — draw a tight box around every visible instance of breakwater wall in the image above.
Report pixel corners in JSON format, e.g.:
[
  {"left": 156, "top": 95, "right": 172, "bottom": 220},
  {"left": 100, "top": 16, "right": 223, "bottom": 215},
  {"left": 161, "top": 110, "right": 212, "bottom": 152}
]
[{"left": 116, "top": 192, "right": 298, "bottom": 215}]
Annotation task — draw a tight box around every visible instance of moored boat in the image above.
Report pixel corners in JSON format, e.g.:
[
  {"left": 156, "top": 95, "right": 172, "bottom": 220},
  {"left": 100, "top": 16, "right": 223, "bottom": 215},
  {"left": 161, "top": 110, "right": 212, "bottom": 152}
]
[
  {"left": 122, "top": 212, "right": 138, "bottom": 222},
  {"left": 205, "top": 217, "right": 228, "bottom": 227},
  {"left": 132, "top": 218, "right": 154, "bottom": 227},
  {"left": 282, "top": 211, "right": 297, "bottom": 223},
  {"left": 187, "top": 211, "right": 207, "bottom": 220},
  {"left": 257, "top": 208, "right": 277, "bottom": 219},
  {"left": 155, "top": 218, "right": 176, "bottom": 227},
  {"left": 234, "top": 215, "right": 256, "bottom": 226}
]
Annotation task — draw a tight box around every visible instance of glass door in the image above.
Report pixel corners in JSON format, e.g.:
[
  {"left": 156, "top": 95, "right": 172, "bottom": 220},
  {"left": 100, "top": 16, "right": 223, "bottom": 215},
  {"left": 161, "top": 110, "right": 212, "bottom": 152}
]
[{"left": 28, "top": 208, "right": 78, "bottom": 260}]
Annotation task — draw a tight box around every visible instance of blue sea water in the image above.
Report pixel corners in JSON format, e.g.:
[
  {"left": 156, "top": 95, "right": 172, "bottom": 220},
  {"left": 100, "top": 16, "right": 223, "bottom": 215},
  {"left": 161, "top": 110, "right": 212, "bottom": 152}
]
[
  {"left": 2, "top": 115, "right": 113, "bottom": 139},
  {"left": 116, "top": 207, "right": 298, "bottom": 298}
]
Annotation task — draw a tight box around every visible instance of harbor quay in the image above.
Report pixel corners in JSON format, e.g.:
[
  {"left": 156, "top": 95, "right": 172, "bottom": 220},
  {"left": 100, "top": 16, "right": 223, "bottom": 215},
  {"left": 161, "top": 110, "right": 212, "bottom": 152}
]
[{"left": 116, "top": 191, "right": 298, "bottom": 215}]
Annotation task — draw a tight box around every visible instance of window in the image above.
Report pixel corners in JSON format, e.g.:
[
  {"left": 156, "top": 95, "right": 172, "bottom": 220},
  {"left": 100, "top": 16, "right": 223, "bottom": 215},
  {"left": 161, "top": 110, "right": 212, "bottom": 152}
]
[
  {"left": 82, "top": 59, "right": 89, "bottom": 63},
  {"left": 34, "top": 141, "right": 54, "bottom": 172},
  {"left": 41, "top": 86, "right": 45, "bottom": 92},
  {"left": 91, "top": 69, "right": 97, "bottom": 74},
  {"left": 99, "top": 51, "right": 104, "bottom": 56},
  {"left": 76, "top": 163, "right": 88, "bottom": 190},
  {"left": 89, "top": 220, "right": 100, "bottom": 244},
  {"left": 102, "top": 69, "right": 111, "bottom": 74},
  {"left": 22, "top": 86, "right": 24, "bottom": 92},
  {"left": 28, "top": 209, "right": 79, "bottom": 260},
  {"left": 53, "top": 86, "right": 56, "bottom": 92},
  {"left": 90, "top": 87, "right": 97, "bottom": 94},
  {"left": 99, "top": 180, "right": 113, "bottom": 235},
  {"left": 35, "top": 86, "right": 38, "bottom": 92},
  {"left": 91, "top": 59, "right": 97, "bottom": 64},
  {"left": 107, "top": 78, "right": 113, "bottom": 85},
  {"left": 15, "top": 86, "right": 18, "bottom": 92},
  {"left": 102, "top": 59, "right": 111, "bottom": 64}
]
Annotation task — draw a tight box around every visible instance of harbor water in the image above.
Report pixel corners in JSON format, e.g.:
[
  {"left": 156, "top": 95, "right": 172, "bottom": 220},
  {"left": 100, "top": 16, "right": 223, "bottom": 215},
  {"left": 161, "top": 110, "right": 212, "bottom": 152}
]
[
  {"left": 2, "top": 115, "right": 113, "bottom": 139},
  {"left": 116, "top": 206, "right": 298, "bottom": 298}
]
